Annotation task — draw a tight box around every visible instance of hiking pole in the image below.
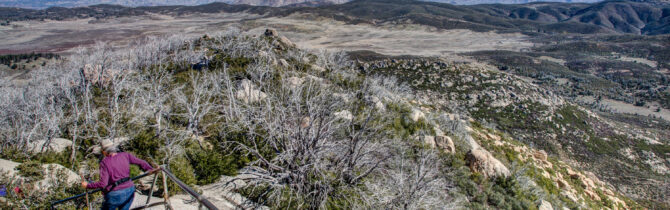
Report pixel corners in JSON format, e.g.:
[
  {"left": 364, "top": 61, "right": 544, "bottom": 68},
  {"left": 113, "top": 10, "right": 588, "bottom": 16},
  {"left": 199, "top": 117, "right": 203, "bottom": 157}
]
[{"left": 79, "top": 173, "right": 91, "bottom": 210}]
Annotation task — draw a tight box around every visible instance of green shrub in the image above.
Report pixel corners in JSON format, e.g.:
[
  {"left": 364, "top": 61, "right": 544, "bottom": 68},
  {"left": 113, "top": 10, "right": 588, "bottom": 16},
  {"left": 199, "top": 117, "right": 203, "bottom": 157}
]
[
  {"left": 186, "top": 143, "right": 239, "bottom": 185},
  {"left": 33, "top": 149, "right": 77, "bottom": 169},
  {"left": 15, "top": 161, "right": 44, "bottom": 182},
  {"left": 126, "top": 129, "right": 163, "bottom": 161},
  {"left": 166, "top": 156, "right": 197, "bottom": 196},
  {"left": 239, "top": 184, "right": 307, "bottom": 209}
]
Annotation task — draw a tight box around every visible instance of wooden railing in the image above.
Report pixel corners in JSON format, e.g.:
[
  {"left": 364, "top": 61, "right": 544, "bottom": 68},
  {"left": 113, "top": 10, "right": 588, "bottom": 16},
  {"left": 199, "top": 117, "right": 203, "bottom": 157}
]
[{"left": 50, "top": 166, "right": 219, "bottom": 210}]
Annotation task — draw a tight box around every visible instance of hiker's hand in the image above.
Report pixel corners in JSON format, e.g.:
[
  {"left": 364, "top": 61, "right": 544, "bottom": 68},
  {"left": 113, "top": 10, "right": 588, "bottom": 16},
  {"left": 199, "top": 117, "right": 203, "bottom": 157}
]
[{"left": 81, "top": 181, "right": 88, "bottom": 188}]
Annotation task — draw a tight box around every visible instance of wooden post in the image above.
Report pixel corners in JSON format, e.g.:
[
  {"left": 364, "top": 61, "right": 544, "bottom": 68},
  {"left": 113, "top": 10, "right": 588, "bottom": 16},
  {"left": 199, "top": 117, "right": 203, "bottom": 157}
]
[
  {"left": 162, "top": 171, "right": 172, "bottom": 210},
  {"left": 146, "top": 173, "right": 158, "bottom": 205},
  {"left": 79, "top": 173, "right": 91, "bottom": 210}
]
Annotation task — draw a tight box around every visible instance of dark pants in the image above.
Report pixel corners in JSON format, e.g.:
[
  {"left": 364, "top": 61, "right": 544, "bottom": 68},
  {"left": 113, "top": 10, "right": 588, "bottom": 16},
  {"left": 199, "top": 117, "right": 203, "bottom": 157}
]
[{"left": 102, "top": 186, "right": 135, "bottom": 210}]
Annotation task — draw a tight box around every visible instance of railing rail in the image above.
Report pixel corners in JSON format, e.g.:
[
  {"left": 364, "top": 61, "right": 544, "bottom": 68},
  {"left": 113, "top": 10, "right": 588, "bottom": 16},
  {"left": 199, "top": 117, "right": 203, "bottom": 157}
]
[
  {"left": 161, "top": 168, "right": 218, "bottom": 210},
  {"left": 50, "top": 166, "right": 219, "bottom": 210}
]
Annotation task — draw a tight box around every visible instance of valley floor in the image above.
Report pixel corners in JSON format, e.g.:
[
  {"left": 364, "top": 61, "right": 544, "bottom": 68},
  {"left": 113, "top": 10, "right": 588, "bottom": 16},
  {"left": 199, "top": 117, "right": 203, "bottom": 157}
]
[{"left": 0, "top": 12, "right": 533, "bottom": 57}]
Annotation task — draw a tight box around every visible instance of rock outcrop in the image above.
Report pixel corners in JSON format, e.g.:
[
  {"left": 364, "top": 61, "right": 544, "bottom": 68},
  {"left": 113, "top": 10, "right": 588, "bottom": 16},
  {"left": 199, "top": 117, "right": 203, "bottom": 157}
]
[
  {"left": 465, "top": 147, "right": 510, "bottom": 178},
  {"left": 0, "top": 159, "right": 78, "bottom": 191},
  {"left": 424, "top": 135, "right": 455, "bottom": 153},
  {"left": 334, "top": 110, "right": 353, "bottom": 121},
  {"left": 538, "top": 200, "right": 553, "bottom": 210},
  {"left": 27, "top": 138, "right": 72, "bottom": 153},
  {"left": 435, "top": 135, "right": 456, "bottom": 153},
  {"left": 264, "top": 28, "right": 295, "bottom": 50},
  {"left": 236, "top": 79, "right": 267, "bottom": 103},
  {"left": 410, "top": 108, "right": 425, "bottom": 122}
]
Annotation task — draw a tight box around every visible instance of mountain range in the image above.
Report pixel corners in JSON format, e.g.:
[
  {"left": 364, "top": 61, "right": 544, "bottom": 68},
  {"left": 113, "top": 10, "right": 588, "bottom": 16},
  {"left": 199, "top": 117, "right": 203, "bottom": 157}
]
[
  {"left": 0, "top": 0, "right": 607, "bottom": 9},
  {"left": 2, "top": 0, "right": 669, "bottom": 35}
]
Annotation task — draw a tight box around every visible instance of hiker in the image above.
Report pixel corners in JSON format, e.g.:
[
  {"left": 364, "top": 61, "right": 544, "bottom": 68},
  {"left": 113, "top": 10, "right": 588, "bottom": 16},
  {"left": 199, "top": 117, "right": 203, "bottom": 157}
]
[{"left": 81, "top": 139, "right": 158, "bottom": 210}]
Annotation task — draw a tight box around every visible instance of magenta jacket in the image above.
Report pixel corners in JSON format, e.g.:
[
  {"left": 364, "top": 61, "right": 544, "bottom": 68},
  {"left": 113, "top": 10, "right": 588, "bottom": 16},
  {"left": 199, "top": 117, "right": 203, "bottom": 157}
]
[{"left": 87, "top": 152, "right": 153, "bottom": 192}]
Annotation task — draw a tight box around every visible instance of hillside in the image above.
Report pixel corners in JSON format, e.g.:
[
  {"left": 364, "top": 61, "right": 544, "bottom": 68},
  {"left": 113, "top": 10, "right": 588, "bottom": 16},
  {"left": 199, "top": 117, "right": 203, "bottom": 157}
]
[
  {"left": 233, "top": 0, "right": 347, "bottom": 6},
  {"left": 3, "top": 0, "right": 669, "bottom": 35},
  {"left": 0, "top": 27, "right": 653, "bottom": 209},
  {"left": 0, "top": 0, "right": 669, "bottom": 209},
  {"left": 0, "top": 0, "right": 233, "bottom": 9},
  {"left": 431, "top": 0, "right": 601, "bottom": 4}
]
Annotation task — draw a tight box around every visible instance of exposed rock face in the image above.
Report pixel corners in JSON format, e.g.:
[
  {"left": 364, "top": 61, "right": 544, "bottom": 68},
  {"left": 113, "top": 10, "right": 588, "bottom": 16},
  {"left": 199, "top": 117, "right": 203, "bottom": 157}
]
[
  {"left": 463, "top": 135, "right": 481, "bottom": 150},
  {"left": 287, "top": 76, "right": 304, "bottom": 89},
  {"left": 0, "top": 159, "right": 20, "bottom": 176},
  {"left": 27, "top": 138, "right": 72, "bottom": 153},
  {"left": 263, "top": 28, "right": 295, "bottom": 49},
  {"left": 422, "top": 135, "right": 436, "bottom": 147},
  {"left": 278, "top": 36, "right": 295, "bottom": 48},
  {"left": 465, "top": 148, "right": 510, "bottom": 178},
  {"left": 334, "top": 110, "right": 353, "bottom": 121},
  {"left": 236, "top": 79, "right": 267, "bottom": 103},
  {"left": 371, "top": 96, "right": 385, "bottom": 111},
  {"left": 538, "top": 200, "right": 553, "bottom": 210},
  {"left": 310, "top": 64, "right": 326, "bottom": 73},
  {"left": 533, "top": 149, "right": 548, "bottom": 162},
  {"left": 410, "top": 108, "right": 425, "bottom": 122},
  {"left": 435, "top": 135, "right": 455, "bottom": 153},
  {"left": 278, "top": 59, "right": 290, "bottom": 67},
  {"left": 0, "top": 159, "right": 78, "bottom": 191}
]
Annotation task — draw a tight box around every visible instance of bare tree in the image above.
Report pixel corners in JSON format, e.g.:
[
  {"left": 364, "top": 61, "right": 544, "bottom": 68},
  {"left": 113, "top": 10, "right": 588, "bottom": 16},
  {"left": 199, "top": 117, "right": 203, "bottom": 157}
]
[
  {"left": 60, "top": 70, "right": 86, "bottom": 164},
  {"left": 363, "top": 142, "right": 453, "bottom": 209},
  {"left": 174, "top": 70, "right": 222, "bottom": 138},
  {"left": 219, "top": 54, "right": 399, "bottom": 208}
]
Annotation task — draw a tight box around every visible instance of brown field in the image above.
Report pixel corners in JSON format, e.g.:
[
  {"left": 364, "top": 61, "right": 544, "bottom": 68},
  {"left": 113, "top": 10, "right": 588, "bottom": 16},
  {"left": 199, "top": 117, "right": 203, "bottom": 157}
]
[{"left": 0, "top": 12, "right": 533, "bottom": 57}]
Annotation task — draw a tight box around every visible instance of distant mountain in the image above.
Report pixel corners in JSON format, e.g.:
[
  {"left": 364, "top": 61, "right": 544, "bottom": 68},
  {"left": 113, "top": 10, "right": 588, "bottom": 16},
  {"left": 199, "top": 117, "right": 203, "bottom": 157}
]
[
  {"left": 2, "top": 0, "right": 669, "bottom": 35},
  {"left": 426, "top": 0, "right": 602, "bottom": 5},
  {"left": 232, "top": 0, "right": 347, "bottom": 7},
  {"left": 0, "top": 0, "right": 348, "bottom": 9},
  {"left": 0, "top": 0, "right": 232, "bottom": 9},
  {"left": 0, "top": 0, "right": 624, "bottom": 9},
  {"left": 566, "top": 0, "right": 670, "bottom": 34}
]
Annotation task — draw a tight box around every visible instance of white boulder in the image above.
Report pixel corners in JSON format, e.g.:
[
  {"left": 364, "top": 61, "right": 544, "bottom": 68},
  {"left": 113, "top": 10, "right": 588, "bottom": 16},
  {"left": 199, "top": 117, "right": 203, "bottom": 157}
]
[
  {"left": 538, "top": 200, "right": 553, "bottom": 210},
  {"left": 410, "top": 108, "right": 425, "bottom": 122},
  {"left": 465, "top": 147, "right": 510, "bottom": 178},
  {"left": 236, "top": 79, "right": 267, "bottom": 103},
  {"left": 27, "top": 138, "right": 72, "bottom": 153},
  {"left": 334, "top": 110, "right": 353, "bottom": 121},
  {"left": 435, "top": 136, "right": 456, "bottom": 153}
]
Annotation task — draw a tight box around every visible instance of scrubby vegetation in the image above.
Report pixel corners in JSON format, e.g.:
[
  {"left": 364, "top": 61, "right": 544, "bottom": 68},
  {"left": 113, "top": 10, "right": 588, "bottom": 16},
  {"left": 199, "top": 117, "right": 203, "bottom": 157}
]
[
  {"left": 361, "top": 56, "right": 668, "bottom": 208},
  {"left": 0, "top": 52, "right": 58, "bottom": 66},
  {"left": 0, "top": 25, "right": 664, "bottom": 209},
  {"left": 467, "top": 34, "right": 670, "bottom": 110},
  {"left": 0, "top": 29, "right": 452, "bottom": 208}
]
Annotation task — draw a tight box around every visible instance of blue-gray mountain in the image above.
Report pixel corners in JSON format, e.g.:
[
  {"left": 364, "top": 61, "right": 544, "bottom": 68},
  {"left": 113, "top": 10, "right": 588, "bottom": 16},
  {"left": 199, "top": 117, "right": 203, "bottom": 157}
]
[
  {"left": 0, "top": 0, "right": 606, "bottom": 9},
  {"left": 2, "top": 0, "right": 669, "bottom": 35}
]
